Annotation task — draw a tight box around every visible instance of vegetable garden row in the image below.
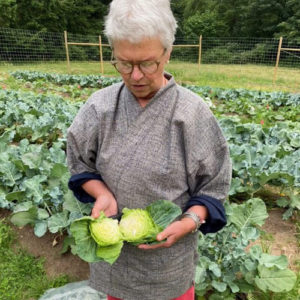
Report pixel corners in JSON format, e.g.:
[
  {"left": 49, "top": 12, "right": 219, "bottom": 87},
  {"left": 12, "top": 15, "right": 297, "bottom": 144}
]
[{"left": 0, "top": 71, "right": 299, "bottom": 299}]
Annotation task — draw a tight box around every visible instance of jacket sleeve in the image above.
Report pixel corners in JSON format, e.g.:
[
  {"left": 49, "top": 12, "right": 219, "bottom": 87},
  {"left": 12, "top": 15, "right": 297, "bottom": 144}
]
[
  {"left": 66, "top": 99, "right": 101, "bottom": 176},
  {"left": 184, "top": 103, "right": 232, "bottom": 234},
  {"left": 68, "top": 172, "right": 103, "bottom": 203}
]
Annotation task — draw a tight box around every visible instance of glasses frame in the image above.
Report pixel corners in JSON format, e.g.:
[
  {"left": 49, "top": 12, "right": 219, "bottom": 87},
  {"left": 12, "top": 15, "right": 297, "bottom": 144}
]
[{"left": 110, "top": 48, "right": 167, "bottom": 75}]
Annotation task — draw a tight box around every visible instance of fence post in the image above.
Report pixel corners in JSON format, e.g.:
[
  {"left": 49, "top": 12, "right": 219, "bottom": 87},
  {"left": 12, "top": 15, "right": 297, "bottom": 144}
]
[
  {"left": 198, "top": 35, "right": 202, "bottom": 71},
  {"left": 99, "top": 35, "right": 104, "bottom": 74},
  {"left": 273, "top": 36, "right": 283, "bottom": 84},
  {"left": 64, "top": 31, "right": 70, "bottom": 73}
]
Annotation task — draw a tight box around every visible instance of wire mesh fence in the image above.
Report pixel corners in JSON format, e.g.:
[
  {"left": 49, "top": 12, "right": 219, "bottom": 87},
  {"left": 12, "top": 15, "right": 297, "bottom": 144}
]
[
  {"left": 0, "top": 28, "right": 65, "bottom": 63},
  {"left": 0, "top": 27, "right": 299, "bottom": 72}
]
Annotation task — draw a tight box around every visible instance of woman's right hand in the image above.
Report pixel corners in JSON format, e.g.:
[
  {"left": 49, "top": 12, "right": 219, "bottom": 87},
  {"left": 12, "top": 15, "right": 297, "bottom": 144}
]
[
  {"left": 81, "top": 180, "right": 118, "bottom": 218},
  {"left": 91, "top": 191, "right": 118, "bottom": 218}
]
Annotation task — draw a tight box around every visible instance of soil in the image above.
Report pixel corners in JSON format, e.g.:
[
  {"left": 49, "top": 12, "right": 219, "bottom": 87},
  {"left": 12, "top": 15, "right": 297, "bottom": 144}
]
[
  {"left": 0, "top": 209, "right": 89, "bottom": 281},
  {"left": 257, "top": 208, "right": 299, "bottom": 270},
  {"left": 1, "top": 207, "right": 299, "bottom": 280}
]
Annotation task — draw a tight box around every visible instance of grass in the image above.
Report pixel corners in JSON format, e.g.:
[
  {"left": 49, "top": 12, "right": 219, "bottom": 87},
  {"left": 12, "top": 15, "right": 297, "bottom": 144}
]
[
  {"left": 0, "top": 60, "right": 299, "bottom": 93},
  {"left": 0, "top": 219, "right": 69, "bottom": 300}
]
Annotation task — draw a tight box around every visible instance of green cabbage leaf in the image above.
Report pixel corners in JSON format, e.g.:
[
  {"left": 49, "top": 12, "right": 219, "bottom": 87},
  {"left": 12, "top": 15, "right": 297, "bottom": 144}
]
[{"left": 70, "top": 213, "right": 123, "bottom": 264}]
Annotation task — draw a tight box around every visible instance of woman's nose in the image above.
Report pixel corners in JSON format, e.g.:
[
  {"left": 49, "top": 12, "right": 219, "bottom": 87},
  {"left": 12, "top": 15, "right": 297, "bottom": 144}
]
[{"left": 131, "top": 65, "right": 144, "bottom": 81}]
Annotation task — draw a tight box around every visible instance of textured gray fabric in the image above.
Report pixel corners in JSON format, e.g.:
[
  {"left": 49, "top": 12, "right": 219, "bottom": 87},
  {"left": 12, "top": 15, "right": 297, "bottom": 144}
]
[{"left": 67, "top": 74, "right": 232, "bottom": 299}]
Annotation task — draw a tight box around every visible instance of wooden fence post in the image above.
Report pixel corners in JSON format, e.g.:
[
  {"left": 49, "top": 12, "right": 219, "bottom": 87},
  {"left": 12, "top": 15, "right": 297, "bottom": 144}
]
[
  {"left": 273, "top": 36, "right": 283, "bottom": 84},
  {"left": 64, "top": 31, "right": 70, "bottom": 73},
  {"left": 198, "top": 35, "right": 202, "bottom": 71},
  {"left": 99, "top": 35, "right": 104, "bottom": 74}
]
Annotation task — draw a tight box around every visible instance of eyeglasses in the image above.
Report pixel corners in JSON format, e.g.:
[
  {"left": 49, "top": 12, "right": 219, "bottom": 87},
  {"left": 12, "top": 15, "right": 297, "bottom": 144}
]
[{"left": 111, "top": 49, "right": 167, "bottom": 75}]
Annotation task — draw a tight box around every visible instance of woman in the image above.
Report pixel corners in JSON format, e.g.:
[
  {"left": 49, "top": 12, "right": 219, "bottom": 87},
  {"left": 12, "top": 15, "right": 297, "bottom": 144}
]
[{"left": 67, "top": 0, "right": 232, "bottom": 299}]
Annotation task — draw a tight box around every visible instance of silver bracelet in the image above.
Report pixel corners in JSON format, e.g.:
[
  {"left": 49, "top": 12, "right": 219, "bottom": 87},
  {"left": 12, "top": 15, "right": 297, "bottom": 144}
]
[{"left": 181, "top": 211, "right": 206, "bottom": 233}]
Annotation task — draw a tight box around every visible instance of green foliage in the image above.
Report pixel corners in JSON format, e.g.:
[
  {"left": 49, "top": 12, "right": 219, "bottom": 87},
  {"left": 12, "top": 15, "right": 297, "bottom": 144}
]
[
  {"left": 1, "top": 0, "right": 300, "bottom": 52},
  {"left": 276, "top": 0, "right": 300, "bottom": 42},
  {"left": 195, "top": 198, "right": 297, "bottom": 297},
  {"left": 5, "top": 0, "right": 107, "bottom": 35},
  {"left": 183, "top": 11, "right": 228, "bottom": 40},
  {"left": 0, "top": 220, "right": 69, "bottom": 300},
  {"left": 11, "top": 70, "right": 122, "bottom": 88},
  {"left": 0, "top": 0, "right": 16, "bottom": 27}
]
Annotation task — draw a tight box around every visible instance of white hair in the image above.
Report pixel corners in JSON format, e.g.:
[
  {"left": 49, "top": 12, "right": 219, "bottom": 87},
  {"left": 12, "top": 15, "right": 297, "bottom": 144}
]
[{"left": 104, "top": 0, "right": 177, "bottom": 50}]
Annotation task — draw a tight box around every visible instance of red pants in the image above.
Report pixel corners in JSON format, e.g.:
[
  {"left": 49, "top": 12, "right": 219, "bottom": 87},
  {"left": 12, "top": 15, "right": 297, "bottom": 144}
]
[{"left": 107, "top": 285, "right": 195, "bottom": 300}]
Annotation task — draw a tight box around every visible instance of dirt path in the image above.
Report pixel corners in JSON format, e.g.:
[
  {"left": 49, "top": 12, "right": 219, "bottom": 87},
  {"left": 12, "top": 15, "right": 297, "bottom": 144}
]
[{"left": 1, "top": 207, "right": 299, "bottom": 280}]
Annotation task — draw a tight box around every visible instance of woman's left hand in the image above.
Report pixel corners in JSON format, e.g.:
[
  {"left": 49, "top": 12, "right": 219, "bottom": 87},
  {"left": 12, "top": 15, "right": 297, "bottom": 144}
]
[{"left": 138, "top": 217, "right": 197, "bottom": 250}]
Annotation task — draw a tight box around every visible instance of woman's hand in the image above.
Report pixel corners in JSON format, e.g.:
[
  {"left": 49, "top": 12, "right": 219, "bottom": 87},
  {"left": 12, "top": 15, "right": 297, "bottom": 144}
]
[
  {"left": 91, "top": 191, "right": 118, "bottom": 218},
  {"left": 138, "top": 205, "right": 208, "bottom": 250},
  {"left": 138, "top": 217, "right": 197, "bottom": 250},
  {"left": 81, "top": 180, "right": 118, "bottom": 218}
]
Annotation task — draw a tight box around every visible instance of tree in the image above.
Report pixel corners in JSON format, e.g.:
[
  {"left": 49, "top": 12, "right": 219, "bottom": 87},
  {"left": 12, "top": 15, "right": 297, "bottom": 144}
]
[
  {"left": 15, "top": 0, "right": 68, "bottom": 32},
  {"left": 239, "top": 0, "right": 289, "bottom": 37},
  {"left": 276, "top": 0, "right": 300, "bottom": 41},
  {"left": 181, "top": 0, "right": 211, "bottom": 19},
  {"left": 14, "top": 0, "right": 108, "bottom": 34},
  {"left": 64, "top": 0, "right": 108, "bottom": 35},
  {"left": 183, "top": 11, "right": 229, "bottom": 39},
  {"left": 0, "top": 0, "right": 17, "bottom": 28}
]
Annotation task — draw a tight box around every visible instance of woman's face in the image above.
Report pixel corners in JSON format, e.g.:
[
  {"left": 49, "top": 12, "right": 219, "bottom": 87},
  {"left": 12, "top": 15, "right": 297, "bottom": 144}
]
[{"left": 112, "top": 38, "right": 171, "bottom": 100}]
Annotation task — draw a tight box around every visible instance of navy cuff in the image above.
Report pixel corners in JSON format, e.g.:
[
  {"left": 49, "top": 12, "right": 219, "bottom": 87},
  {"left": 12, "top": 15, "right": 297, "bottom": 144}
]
[
  {"left": 68, "top": 173, "right": 103, "bottom": 203},
  {"left": 184, "top": 194, "right": 227, "bottom": 234}
]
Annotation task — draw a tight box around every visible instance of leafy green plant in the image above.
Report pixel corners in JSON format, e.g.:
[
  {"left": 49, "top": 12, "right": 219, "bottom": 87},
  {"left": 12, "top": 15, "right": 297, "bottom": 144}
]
[
  {"left": 10, "top": 70, "right": 122, "bottom": 88},
  {"left": 195, "top": 198, "right": 297, "bottom": 298},
  {"left": 276, "top": 189, "right": 300, "bottom": 220}
]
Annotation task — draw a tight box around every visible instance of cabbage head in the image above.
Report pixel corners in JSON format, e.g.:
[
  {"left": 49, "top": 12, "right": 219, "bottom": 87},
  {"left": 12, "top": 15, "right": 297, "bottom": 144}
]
[
  {"left": 90, "top": 213, "right": 122, "bottom": 246},
  {"left": 119, "top": 208, "right": 159, "bottom": 245}
]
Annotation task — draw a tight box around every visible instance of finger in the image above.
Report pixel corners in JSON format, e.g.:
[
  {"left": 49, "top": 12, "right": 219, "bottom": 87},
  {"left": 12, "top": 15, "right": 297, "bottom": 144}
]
[
  {"left": 138, "top": 241, "right": 168, "bottom": 250},
  {"left": 156, "top": 225, "right": 176, "bottom": 241},
  {"left": 91, "top": 203, "right": 104, "bottom": 218},
  {"left": 138, "top": 234, "right": 177, "bottom": 250}
]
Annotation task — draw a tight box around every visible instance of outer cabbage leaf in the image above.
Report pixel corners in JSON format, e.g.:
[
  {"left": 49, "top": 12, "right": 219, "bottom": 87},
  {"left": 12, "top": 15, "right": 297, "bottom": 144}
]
[
  {"left": 146, "top": 199, "right": 182, "bottom": 229},
  {"left": 96, "top": 241, "right": 124, "bottom": 264},
  {"left": 70, "top": 214, "right": 123, "bottom": 264},
  {"left": 70, "top": 216, "right": 103, "bottom": 263}
]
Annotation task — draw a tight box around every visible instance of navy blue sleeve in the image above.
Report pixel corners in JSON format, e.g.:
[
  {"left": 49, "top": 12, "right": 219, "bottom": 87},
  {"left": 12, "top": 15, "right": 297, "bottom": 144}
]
[
  {"left": 184, "top": 194, "right": 227, "bottom": 234},
  {"left": 68, "top": 173, "right": 103, "bottom": 203}
]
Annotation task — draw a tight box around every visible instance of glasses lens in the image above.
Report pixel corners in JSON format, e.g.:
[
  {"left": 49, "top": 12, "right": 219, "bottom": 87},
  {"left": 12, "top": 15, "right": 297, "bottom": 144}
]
[
  {"left": 113, "top": 60, "right": 159, "bottom": 74},
  {"left": 114, "top": 61, "right": 132, "bottom": 74},
  {"left": 140, "top": 61, "right": 158, "bottom": 74}
]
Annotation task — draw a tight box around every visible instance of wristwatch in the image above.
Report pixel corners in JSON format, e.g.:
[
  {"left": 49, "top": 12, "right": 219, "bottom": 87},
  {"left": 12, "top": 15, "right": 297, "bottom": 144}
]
[{"left": 181, "top": 211, "right": 206, "bottom": 233}]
